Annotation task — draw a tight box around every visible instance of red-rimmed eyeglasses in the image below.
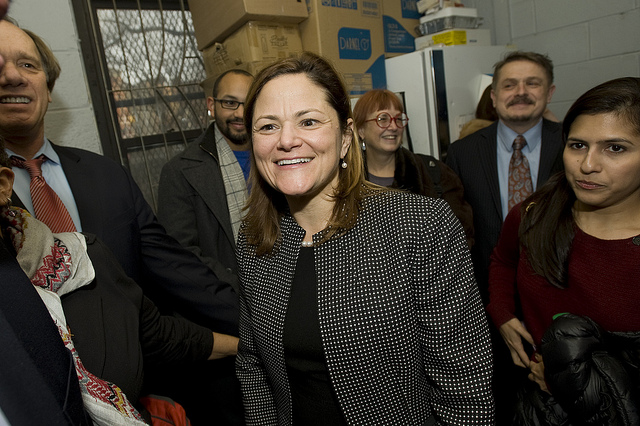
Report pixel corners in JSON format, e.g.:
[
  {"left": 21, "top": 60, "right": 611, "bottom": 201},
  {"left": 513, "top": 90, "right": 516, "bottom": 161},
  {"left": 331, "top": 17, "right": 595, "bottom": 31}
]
[{"left": 364, "top": 112, "right": 409, "bottom": 129}]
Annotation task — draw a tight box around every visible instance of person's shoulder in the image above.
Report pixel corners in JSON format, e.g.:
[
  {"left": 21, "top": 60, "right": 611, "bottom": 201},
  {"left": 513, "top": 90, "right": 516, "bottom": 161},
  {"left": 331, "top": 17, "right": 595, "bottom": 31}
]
[
  {"left": 364, "top": 189, "right": 448, "bottom": 221},
  {"left": 165, "top": 128, "right": 216, "bottom": 168},
  {"left": 455, "top": 120, "right": 497, "bottom": 144},
  {"left": 542, "top": 118, "right": 563, "bottom": 138},
  {"left": 447, "top": 122, "right": 497, "bottom": 160},
  {"left": 53, "top": 144, "right": 123, "bottom": 168},
  {"left": 542, "top": 117, "right": 562, "bottom": 130}
]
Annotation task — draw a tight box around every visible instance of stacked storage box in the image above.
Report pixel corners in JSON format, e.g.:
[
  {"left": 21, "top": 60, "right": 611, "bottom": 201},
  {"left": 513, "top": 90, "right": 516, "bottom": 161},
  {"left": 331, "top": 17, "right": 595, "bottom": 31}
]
[
  {"left": 187, "top": 0, "right": 491, "bottom": 95},
  {"left": 189, "top": 0, "right": 415, "bottom": 96},
  {"left": 188, "top": 0, "right": 308, "bottom": 94},
  {"left": 414, "top": 6, "right": 491, "bottom": 49},
  {"left": 299, "top": 0, "right": 386, "bottom": 95},
  {"left": 381, "top": 0, "right": 421, "bottom": 58}
]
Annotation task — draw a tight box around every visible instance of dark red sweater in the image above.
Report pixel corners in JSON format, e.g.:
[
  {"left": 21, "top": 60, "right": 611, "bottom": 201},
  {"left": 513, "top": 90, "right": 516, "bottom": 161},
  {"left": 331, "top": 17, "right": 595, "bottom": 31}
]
[{"left": 487, "top": 204, "right": 640, "bottom": 345}]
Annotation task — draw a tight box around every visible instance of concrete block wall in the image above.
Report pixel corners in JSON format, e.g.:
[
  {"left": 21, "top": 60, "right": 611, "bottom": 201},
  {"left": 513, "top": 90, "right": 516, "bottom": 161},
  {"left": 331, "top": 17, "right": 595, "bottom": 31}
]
[
  {"left": 7, "top": 0, "right": 102, "bottom": 154},
  {"left": 467, "top": 0, "right": 640, "bottom": 120}
]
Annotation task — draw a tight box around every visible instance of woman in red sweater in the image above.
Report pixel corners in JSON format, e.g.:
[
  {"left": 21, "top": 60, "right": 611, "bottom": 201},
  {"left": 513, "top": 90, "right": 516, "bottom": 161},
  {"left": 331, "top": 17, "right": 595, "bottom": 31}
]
[{"left": 487, "top": 77, "right": 640, "bottom": 398}]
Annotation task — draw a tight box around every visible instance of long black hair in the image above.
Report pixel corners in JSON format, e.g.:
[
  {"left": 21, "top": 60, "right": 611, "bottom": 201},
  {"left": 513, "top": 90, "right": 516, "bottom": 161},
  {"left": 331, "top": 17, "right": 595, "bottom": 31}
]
[{"left": 519, "top": 77, "right": 640, "bottom": 288}]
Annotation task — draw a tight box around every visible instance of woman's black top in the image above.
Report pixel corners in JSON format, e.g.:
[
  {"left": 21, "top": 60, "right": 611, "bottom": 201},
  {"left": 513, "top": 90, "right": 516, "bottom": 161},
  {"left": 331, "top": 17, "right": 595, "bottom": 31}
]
[{"left": 282, "top": 247, "right": 347, "bottom": 425}]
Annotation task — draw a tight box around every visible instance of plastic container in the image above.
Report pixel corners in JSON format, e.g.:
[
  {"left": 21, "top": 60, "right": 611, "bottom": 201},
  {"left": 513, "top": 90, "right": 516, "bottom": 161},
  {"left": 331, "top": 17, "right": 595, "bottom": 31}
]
[{"left": 418, "top": 7, "right": 482, "bottom": 35}]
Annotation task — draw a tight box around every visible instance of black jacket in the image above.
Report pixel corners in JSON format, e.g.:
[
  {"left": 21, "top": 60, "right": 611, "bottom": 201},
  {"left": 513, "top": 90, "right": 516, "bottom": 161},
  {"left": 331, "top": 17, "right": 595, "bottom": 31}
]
[
  {"left": 62, "top": 234, "right": 213, "bottom": 405},
  {"left": 11, "top": 143, "right": 239, "bottom": 334},
  {"left": 516, "top": 314, "right": 640, "bottom": 425},
  {"left": 366, "top": 147, "right": 475, "bottom": 247},
  {"left": 0, "top": 237, "right": 91, "bottom": 425}
]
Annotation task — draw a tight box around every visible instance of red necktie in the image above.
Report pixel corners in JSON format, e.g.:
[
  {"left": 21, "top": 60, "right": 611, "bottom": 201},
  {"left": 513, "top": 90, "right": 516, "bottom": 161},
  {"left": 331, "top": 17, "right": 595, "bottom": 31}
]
[
  {"left": 508, "top": 135, "right": 533, "bottom": 211},
  {"left": 10, "top": 155, "right": 77, "bottom": 233}
]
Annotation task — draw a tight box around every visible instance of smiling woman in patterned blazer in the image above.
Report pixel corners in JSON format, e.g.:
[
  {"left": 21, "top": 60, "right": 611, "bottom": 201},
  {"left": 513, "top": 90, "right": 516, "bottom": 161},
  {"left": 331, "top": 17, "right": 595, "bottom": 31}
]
[{"left": 236, "top": 51, "right": 494, "bottom": 426}]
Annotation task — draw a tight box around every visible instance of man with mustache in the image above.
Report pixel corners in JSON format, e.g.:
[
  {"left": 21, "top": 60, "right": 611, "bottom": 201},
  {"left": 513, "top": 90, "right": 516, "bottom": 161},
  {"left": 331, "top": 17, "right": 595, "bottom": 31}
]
[
  {"left": 156, "top": 69, "right": 253, "bottom": 425},
  {"left": 446, "top": 51, "right": 564, "bottom": 425}
]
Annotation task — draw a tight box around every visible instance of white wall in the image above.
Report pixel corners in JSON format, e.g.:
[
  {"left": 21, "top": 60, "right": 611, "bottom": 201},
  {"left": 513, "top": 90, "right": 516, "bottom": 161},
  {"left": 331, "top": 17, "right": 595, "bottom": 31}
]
[
  {"left": 7, "top": 0, "right": 640, "bottom": 157},
  {"left": 468, "top": 0, "right": 640, "bottom": 120},
  {"left": 8, "top": 0, "right": 102, "bottom": 154}
]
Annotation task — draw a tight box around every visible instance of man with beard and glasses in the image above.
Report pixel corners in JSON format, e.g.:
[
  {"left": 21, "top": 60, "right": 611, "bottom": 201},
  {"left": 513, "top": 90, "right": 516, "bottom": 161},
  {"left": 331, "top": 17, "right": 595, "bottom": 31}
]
[
  {"left": 156, "top": 69, "right": 253, "bottom": 425},
  {"left": 446, "top": 51, "right": 564, "bottom": 425}
]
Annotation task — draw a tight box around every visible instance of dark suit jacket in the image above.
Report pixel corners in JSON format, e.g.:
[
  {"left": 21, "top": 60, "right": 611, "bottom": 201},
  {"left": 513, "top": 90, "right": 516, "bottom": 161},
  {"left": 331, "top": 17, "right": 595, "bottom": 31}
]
[
  {"left": 157, "top": 124, "right": 240, "bottom": 292},
  {"left": 156, "top": 125, "right": 245, "bottom": 425},
  {"left": 63, "top": 234, "right": 213, "bottom": 405},
  {"left": 10, "top": 143, "right": 239, "bottom": 335},
  {"left": 0, "top": 237, "right": 90, "bottom": 425},
  {"left": 445, "top": 119, "right": 564, "bottom": 303}
]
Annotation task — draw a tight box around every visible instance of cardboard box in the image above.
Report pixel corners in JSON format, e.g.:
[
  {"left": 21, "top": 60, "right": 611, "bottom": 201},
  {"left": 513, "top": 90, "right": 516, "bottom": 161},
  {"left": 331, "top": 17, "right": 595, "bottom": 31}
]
[
  {"left": 381, "top": 0, "right": 421, "bottom": 57},
  {"left": 414, "top": 28, "right": 491, "bottom": 49},
  {"left": 416, "top": 0, "right": 464, "bottom": 15},
  {"left": 300, "top": 0, "right": 386, "bottom": 95},
  {"left": 188, "top": 0, "right": 308, "bottom": 50},
  {"left": 200, "top": 61, "right": 272, "bottom": 96},
  {"left": 202, "top": 21, "right": 303, "bottom": 77}
]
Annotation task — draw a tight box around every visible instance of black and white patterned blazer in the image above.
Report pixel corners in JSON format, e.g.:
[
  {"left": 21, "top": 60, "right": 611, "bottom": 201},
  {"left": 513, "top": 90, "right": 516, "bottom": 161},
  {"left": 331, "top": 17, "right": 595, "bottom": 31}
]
[{"left": 236, "top": 190, "right": 494, "bottom": 425}]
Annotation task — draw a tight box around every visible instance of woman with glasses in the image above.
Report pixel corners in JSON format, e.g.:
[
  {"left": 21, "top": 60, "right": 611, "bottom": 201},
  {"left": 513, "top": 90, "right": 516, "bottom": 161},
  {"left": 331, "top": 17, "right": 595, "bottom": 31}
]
[
  {"left": 353, "top": 89, "right": 475, "bottom": 247},
  {"left": 235, "top": 52, "right": 494, "bottom": 425}
]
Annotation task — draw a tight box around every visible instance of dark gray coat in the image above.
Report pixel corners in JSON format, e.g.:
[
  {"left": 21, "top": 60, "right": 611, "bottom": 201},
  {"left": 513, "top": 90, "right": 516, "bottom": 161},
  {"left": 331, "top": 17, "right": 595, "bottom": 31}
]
[{"left": 157, "top": 124, "right": 240, "bottom": 292}]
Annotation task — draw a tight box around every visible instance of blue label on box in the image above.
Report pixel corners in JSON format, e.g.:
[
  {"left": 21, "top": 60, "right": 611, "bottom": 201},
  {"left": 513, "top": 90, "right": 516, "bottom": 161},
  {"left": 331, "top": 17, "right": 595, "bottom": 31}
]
[
  {"left": 369, "top": 54, "right": 387, "bottom": 89},
  {"left": 401, "top": 0, "right": 421, "bottom": 19},
  {"left": 383, "top": 15, "right": 416, "bottom": 53},
  {"left": 321, "top": 0, "right": 357, "bottom": 10},
  {"left": 348, "top": 55, "right": 387, "bottom": 95},
  {"left": 338, "top": 28, "right": 372, "bottom": 60}
]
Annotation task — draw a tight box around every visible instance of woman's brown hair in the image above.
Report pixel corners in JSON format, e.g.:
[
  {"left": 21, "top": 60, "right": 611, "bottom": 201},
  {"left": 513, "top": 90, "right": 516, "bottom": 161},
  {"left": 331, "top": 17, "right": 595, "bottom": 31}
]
[{"left": 242, "top": 52, "right": 376, "bottom": 256}]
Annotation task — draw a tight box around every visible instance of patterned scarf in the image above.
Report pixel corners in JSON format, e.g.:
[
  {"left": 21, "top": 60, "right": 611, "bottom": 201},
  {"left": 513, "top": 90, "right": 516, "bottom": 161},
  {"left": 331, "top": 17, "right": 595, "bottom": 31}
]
[
  {"left": 1, "top": 206, "right": 148, "bottom": 426},
  {"left": 215, "top": 125, "right": 248, "bottom": 241}
]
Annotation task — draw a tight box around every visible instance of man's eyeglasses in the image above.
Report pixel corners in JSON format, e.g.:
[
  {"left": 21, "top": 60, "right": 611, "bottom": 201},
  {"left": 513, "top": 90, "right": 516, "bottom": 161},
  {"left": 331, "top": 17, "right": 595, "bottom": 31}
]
[
  {"left": 364, "top": 112, "right": 409, "bottom": 129},
  {"left": 214, "top": 98, "right": 245, "bottom": 110}
]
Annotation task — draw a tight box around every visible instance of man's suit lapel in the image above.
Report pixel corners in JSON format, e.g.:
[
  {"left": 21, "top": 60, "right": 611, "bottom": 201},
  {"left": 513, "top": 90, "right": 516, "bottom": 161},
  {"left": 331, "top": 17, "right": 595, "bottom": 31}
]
[
  {"left": 53, "top": 144, "right": 106, "bottom": 238},
  {"left": 183, "top": 133, "right": 236, "bottom": 248},
  {"left": 538, "top": 119, "right": 563, "bottom": 185},
  {"left": 478, "top": 124, "right": 503, "bottom": 220}
]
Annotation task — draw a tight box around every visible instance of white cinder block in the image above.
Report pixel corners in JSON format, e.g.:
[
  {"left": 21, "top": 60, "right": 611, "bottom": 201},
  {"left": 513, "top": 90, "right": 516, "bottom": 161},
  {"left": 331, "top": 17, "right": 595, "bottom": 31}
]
[
  {"left": 512, "top": 23, "right": 589, "bottom": 66},
  {"left": 534, "top": 0, "right": 634, "bottom": 32},
  {"left": 49, "top": 51, "right": 92, "bottom": 111},
  {"left": 590, "top": 8, "right": 640, "bottom": 58},
  {"left": 510, "top": 1, "right": 536, "bottom": 38},
  {"left": 553, "top": 54, "right": 640, "bottom": 104},
  {"left": 546, "top": 100, "right": 573, "bottom": 123},
  {"left": 45, "top": 108, "right": 103, "bottom": 155},
  {"left": 9, "top": 0, "right": 79, "bottom": 51}
]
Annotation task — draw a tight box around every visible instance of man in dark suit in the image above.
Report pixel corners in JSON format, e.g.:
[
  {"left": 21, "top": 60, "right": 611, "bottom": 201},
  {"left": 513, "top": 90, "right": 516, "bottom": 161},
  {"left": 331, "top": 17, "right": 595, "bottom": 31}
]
[
  {"left": 0, "top": 8, "right": 89, "bottom": 422},
  {"left": 0, "top": 238, "right": 91, "bottom": 425},
  {"left": 0, "top": 19, "right": 237, "bottom": 335},
  {"left": 446, "top": 51, "right": 564, "bottom": 424},
  {"left": 0, "top": 20, "right": 240, "bottom": 424}
]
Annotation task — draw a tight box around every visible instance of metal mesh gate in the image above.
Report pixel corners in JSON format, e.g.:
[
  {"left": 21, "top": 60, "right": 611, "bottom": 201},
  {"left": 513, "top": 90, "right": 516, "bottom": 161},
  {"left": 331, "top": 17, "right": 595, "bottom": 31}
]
[{"left": 90, "top": 1, "right": 208, "bottom": 210}]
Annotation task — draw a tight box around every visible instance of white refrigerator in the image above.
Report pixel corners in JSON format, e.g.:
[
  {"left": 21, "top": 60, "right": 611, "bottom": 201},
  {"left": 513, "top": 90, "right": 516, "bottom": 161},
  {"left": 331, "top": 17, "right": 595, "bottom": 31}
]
[{"left": 385, "top": 45, "right": 514, "bottom": 159}]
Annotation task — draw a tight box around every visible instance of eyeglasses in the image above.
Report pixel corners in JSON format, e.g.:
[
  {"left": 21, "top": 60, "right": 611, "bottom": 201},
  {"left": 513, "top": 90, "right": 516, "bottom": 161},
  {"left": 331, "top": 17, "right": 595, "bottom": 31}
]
[
  {"left": 214, "top": 98, "right": 245, "bottom": 110},
  {"left": 364, "top": 112, "right": 409, "bottom": 129}
]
